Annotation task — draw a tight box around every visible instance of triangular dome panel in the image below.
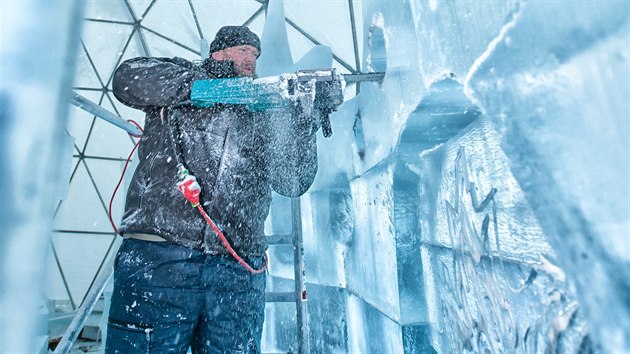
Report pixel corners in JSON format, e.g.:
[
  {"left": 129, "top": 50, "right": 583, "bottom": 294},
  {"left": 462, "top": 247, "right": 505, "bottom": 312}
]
[
  {"left": 50, "top": 232, "right": 114, "bottom": 306},
  {"left": 127, "top": 0, "right": 154, "bottom": 20},
  {"left": 67, "top": 90, "right": 103, "bottom": 152},
  {"left": 81, "top": 21, "right": 136, "bottom": 85},
  {"left": 285, "top": 1, "right": 357, "bottom": 72},
  {"left": 74, "top": 45, "right": 104, "bottom": 89},
  {"left": 85, "top": 0, "right": 134, "bottom": 22},
  {"left": 142, "top": 29, "right": 200, "bottom": 59},
  {"left": 83, "top": 98, "right": 136, "bottom": 158},
  {"left": 83, "top": 158, "right": 130, "bottom": 224},
  {"left": 54, "top": 160, "right": 113, "bottom": 233},
  {"left": 194, "top": 1, "right": 262, "bottom": 42},
  {"left": 140, "top": 1, "right": 200, "bottom": 53}
]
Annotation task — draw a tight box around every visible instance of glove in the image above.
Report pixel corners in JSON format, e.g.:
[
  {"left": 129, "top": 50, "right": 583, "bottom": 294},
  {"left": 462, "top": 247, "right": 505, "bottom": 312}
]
[
  {"left": 314, "top": 80, "right": 343, "bottom": 114},
  {"left": 313, "top": 80, "right": 343, "bottom": 138}
]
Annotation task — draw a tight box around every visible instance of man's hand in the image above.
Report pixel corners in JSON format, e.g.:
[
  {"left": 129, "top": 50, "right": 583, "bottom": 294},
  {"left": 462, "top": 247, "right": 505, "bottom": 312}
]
[
  {"left": 313, "top": 80, "right": 343, "bottom": 137},
  {"left": 314, "top": 80, "right": 343, "bottom": 114}
]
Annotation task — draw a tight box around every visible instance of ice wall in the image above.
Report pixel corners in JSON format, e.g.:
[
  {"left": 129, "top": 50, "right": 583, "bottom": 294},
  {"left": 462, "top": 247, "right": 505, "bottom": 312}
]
[
  {"left": 0, "top": 2, "right": 84, "bottom": 352},
  {"left": 8, "top": 0, "right": 622, "bottom": 352},
  {"left": 285, "top": 0, "right": 628, "bottom": 353},
  {"left": 418, "top": 117, "right": 586, "bottom": 353},
  {"left": 464, "top": 2, "right": 630, "bottom": 350}
]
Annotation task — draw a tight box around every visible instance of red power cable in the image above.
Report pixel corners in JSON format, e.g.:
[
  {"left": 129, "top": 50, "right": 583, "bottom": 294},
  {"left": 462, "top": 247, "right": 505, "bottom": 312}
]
[
  {"left": 196, "top": 205, "right": 268, "bottom": 274},
  {"left": 108, "top": 119, "right": 266, "bottom": 274},
  {"left": 108, "top": 120, "right": 143, "bottom": 235}
]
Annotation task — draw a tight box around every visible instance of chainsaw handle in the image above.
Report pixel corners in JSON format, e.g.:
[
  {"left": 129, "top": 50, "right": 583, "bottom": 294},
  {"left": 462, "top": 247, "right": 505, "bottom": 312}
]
[{"left": 320, "top": 111, "right": 332, "bottom": 138}]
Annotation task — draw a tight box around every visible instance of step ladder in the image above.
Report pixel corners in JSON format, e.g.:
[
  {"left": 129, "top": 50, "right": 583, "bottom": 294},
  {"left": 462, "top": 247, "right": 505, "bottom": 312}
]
[
  {"left": 264, "top": 198, "right": 309, "bottom": 354},
  {"left": 53, "top": 197, "right": 309, "bottom": 354}
]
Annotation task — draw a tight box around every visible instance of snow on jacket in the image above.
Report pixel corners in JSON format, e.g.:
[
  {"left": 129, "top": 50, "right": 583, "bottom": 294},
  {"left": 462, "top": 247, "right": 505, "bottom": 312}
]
[{"left": 112, "top": 56, "right": 318, "bottom": 256}]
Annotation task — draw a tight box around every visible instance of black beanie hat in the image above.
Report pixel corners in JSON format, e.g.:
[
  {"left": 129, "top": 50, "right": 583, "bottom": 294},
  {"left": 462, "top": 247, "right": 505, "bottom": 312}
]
[{"left": 210, "top": 26, "right": 261, "bottom": 56}]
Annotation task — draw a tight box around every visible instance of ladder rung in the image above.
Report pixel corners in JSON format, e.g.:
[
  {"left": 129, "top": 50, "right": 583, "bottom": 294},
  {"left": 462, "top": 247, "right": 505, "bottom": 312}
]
[
  {"left": 266, "top": 234, "right": 292, "bottom": 245},
  {"left": 265, "top": 291, "right": 295, "bottom": 303}
]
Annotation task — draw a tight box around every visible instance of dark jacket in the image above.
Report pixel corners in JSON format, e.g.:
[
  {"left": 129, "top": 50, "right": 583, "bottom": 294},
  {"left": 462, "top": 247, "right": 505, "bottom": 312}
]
[{"left": 112, "top": 57, "right": 318, "bottom": 256}]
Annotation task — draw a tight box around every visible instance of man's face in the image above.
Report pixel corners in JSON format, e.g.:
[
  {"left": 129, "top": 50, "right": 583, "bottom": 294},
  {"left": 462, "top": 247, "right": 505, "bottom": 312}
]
[{"left": 211, "top": 45, "right": 259, "bottom": 77}]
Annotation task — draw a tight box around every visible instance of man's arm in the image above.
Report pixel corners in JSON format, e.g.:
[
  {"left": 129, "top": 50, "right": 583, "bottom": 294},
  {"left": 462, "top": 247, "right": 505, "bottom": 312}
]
[
  {"left": 112, "top": 57, "right": 207, "bottom": 108},
  {"left": 267, "top": 96, "right": 319, "bottom": 198}
]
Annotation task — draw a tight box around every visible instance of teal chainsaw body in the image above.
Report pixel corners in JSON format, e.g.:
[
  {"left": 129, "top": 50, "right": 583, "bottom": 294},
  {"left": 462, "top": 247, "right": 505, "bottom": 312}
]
[
  {"left": 189, "top": 69, "right": 384, "bottom": 137},
  {"left": 191, "top": 76, "right": 293, "bottom": 111}
]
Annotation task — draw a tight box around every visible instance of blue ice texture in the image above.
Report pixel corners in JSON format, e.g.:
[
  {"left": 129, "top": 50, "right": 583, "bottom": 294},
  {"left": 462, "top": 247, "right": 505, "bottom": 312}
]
[
  {"left": 263, "top": 0, "right": 628, "bottom": 353},
  {"left": 1, "top": 0, "right": 628, "bottom": 353},
  {"left": 1, "top": 2, "right": 84, "bottom": 353}
]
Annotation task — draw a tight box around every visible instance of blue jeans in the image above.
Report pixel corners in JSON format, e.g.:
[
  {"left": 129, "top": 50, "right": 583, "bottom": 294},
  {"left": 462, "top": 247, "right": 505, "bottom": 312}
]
[{"left": 105, "top": 238, "right": 266, "bottom": 353}]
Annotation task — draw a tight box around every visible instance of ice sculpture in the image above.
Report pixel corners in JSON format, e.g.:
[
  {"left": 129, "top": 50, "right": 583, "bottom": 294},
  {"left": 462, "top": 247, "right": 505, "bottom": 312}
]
[
  {"left": 465, "top": 2, "right": 630, "bottom": 351},
  {"left": 1, "top": 2, "right": 84, "bottom": 353},
  {"left": 268, "top": 0, "right": 628, "bottom": 353},
  {"left": 2, "top": 0, "right": 625, "bottom": 352}
]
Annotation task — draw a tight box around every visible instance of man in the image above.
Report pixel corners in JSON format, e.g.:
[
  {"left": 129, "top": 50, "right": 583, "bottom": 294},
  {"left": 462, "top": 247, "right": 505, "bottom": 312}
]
[{"left": 106, "top": 26, "right": 325, "bottom": 353}]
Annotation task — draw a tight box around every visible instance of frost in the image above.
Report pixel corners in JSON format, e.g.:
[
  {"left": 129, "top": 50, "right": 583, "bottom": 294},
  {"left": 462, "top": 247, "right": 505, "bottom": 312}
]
[{"left": 18, "top": 1, "right": 626, "bottom": 353}]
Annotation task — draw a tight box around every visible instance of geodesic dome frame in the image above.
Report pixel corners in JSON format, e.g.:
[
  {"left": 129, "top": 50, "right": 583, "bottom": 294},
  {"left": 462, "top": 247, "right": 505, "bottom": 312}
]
[{"left": 49, "top": 0, "right": 365, "bottom": 310}]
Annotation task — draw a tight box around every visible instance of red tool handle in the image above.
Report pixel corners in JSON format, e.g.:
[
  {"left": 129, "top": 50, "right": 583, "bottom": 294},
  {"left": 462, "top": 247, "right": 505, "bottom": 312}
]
[{"left": 177, "top": 175, "right": 201, "bottom": 207}]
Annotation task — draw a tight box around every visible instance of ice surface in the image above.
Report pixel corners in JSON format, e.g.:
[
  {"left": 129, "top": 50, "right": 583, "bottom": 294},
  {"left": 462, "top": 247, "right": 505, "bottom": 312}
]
[
  {"left": 256, "top": 0, "right": 294, "bottom": 78},
  {"left": 418, "top": 117, "right": 584, "bottom": 352},
  {"left": 347, "top": 164, "right": 400, "bottom": 319},
  {"left": 464, "top": 2, "right": 630, "bottom": 351},
  {"left": 420, "top": 117, "right": 554, "bottom": 263},
  {"left": 302, "top": 0, "right": 627, "bottom": 352},
  {"left": 2, "top": 0, "right": 624, "bottom": 352},
  {"left": 1, "top": 1, "right": 84, "bottom": 352}
]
